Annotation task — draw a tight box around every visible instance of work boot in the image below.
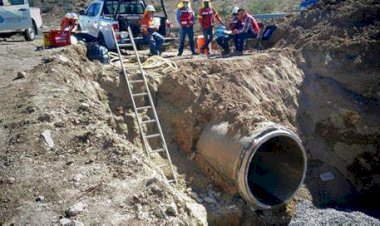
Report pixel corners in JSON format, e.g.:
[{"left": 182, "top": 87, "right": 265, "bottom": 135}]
[
  {"left": 233, "top": 51, "right": 243, "bottom": 56},
  {"left": 192, "top": 52, "right": 199, "bottom": 56},
  {"left": 222, "top": 49, "right": 231, "bottom": 56},
  {"left": 177, "top": 52, "right": 183, "bottom": 56}
]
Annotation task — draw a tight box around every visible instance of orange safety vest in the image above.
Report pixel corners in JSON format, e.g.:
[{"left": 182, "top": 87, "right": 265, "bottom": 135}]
[{"left": 140, "top": 13, "right": 155, "bottom": 35}]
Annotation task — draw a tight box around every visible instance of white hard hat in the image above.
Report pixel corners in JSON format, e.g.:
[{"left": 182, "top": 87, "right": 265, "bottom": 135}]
[
  {"left": 145, "top": 5, "right": 156, "bottom": 12},
  {"left": 202, "top": 0, "right": 210, "bottom": 2},
  {"left": 232, "top": 6, "right": 239, "bottom": 14},
  {"left": 65, "top": 12, "right": 78, "bottom": 20}
]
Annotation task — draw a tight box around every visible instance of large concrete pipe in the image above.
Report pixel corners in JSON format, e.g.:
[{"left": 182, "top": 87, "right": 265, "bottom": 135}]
[{"left": 197, "top": 121, "right": 307, "bottom": 210}]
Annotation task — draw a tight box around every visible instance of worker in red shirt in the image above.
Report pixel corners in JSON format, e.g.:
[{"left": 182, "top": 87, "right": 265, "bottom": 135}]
[
  {"left": 60, "top": 13, "right": 79, "bottom": 32},
  {"left": 232, "top": 8, "right": 260, "bottom": 55},
  {"left": 198, "top": 0, "right": 224, "bottom": 54},
  {"left": 177, "top": 0, "right": 198, "bottom": 56}
]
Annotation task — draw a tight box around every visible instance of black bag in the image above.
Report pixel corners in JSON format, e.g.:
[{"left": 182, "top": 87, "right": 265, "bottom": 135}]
[{"left": 262, "top": 25, "right": 277, "bottom": 41}]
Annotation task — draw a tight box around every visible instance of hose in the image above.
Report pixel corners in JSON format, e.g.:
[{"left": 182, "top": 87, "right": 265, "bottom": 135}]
[{"left": 108, "top": 52, "right": 178, "bottom": 73}]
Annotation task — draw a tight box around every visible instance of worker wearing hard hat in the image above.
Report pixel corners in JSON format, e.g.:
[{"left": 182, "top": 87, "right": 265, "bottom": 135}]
[
  {"left": 141, "top": 5, "right": 165, "bottom": 56},
  {"left": 177, "top": 0, "right": 198, "bottom": 56},
  {"left": 215, "top": 6, "right": 242, "bottom": 56},
  {"left": 60, "top": 13, "right": 79, "bottom": 32},
  {"left": 198, "top": 0, "right": 224, "bottom": 54}
]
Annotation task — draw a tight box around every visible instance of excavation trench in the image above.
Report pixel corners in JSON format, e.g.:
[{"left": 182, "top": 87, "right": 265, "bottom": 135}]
[{"left": 96, "top": 52, "right": 309, "bottom": 216}]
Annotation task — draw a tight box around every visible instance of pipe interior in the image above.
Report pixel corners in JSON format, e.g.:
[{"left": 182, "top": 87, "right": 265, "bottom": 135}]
[{"left": 247, "top": 135, "right": 306, "bottom": 207}]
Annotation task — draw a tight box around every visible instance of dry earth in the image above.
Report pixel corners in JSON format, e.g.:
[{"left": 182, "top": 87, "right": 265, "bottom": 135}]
[{"left": 1, "top": 0, "right": 380, "bottom": 224}]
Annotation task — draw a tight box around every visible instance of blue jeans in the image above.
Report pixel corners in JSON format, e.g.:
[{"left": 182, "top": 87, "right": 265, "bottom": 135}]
[
  {"left": 216, "top": 35, "right": 233, "bottom": 52},
  {"left": 235, "top": 30, "right": 257, "bottom": 52},
  {"left": 202, "top": 27, "right": 213, "bottom": 50},
  {"left": 178, "top": 27, "right": 196, "bottom": 54},
  {"left": 144, "top": 32, "right": 164, "bottom": 55}
]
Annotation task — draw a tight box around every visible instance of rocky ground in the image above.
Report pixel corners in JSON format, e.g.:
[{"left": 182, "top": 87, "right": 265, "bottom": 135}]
[{"left": 1, "top": 0, "right": 380, "bottom": 224}]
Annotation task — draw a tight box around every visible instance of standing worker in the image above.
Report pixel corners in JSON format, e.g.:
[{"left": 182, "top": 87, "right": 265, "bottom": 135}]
[
  {"left": 198, "top": 0, "right": 224, "bottom": 54},
  {"left": 216, "top": 6, "right": 241, "bottom": 55},
  {"left": 141, "top": 5, "right": 165, "bottom": 56},
  {"left": 177, "top": 0, "right": 198, "bottom": 56},
  {"left": 232, "top": 8, "right": 260, "bottom": 55}
]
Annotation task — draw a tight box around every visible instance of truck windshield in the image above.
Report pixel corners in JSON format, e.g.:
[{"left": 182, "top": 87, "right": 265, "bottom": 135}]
[{"left": 104, "top": 1, "right": 144, "bottom": 15}]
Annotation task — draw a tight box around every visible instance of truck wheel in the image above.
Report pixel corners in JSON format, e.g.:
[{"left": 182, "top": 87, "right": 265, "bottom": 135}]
[{"left": 24, "top": 24, "right": 36, "bottom": 41}]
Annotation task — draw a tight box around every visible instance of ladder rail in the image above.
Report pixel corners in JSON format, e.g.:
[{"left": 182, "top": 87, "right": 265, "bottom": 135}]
[
  {"left": 111, "top": 28, "right": 151, "bottom": 159},
  {"left": 127, "top": 26, "right": 178, "bottom": 184}
]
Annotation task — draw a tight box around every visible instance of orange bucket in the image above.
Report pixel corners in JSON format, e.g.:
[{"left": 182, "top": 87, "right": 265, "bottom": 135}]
[{"left": 197, "top": 35, "right": 208, "bottom": 54}]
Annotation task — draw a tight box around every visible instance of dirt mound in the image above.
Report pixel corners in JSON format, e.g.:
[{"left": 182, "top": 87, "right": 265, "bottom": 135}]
[
  {"left": 0, "top": 46, "right": 207, "bottom": 225},
  {"left": 271, "top": 0, "right": 380, "bottom": 210}
]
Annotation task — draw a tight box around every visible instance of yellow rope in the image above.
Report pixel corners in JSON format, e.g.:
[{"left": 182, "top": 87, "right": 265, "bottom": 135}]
[{"left": 108, "top": 52, "right": 178, "bottom": 73}]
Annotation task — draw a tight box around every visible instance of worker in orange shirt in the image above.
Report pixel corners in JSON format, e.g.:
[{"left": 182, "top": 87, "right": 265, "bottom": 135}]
[
  {"left": 198, "top": 0, "right": 224, "bottom": 54},
  {"left": 140, "top": 5, "right": 165, "bottom": 56}
]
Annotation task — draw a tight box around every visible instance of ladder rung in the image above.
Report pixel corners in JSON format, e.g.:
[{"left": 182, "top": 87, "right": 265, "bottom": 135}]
[
  {"left": 136, "top": 106, "right": 152, "bottom": 111},
  {"left": 114, "top": 31, "right": 129, "bottom": 35},
  {"left": 167, "top": 179, "right": 176, "bottom": 183},
  {"left": 157, "top": 164, "right": 167, "bottom": 168},
  {"left": 130, "top": 79, "right": 144, "bottom": 84},
  {"left": 141, "top": 119, "right": 156, "bottom": 124},
  {"left": 151, "top": 148, "right": 165, "bottom": 153},
  {"left": 132, "top": 93, "right": 148, "bottom": 97},
  {"left": 118, "top": 43, "right": 132, "bottom": 48},
  {"left": 145, "top": 133, "right": 161, "bottom": 139}
]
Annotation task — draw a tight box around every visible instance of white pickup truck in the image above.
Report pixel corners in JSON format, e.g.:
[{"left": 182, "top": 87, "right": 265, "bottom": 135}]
[
  {"left": 78, "top": 0, "right": 172, "bottom": 50},
  {"left": 0, "top": 0, "right": 43, "bottom": 41}
]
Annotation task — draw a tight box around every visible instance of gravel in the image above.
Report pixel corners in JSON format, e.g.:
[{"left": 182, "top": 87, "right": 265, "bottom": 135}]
[{"left": 290, "top": 200, "right": 380, "bottom": 225}]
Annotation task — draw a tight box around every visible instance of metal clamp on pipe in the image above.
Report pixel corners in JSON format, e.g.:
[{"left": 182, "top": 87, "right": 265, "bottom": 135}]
[{"left": 197, "top": 121, "right": 307, "bottom": 210}]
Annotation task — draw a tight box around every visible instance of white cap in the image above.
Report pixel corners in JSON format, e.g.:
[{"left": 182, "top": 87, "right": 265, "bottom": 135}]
[
  {"left": 145, "top": 5, "right": 156, "bottom": 12},
  {"left": 232, "top": 6, "right": 239, "bottom": 14}
]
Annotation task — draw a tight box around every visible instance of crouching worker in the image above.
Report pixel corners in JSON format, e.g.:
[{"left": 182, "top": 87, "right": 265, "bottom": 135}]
[
  {"left": 60, "top": 13, "right": 79, "bottom": 32},
  {"left": 232, "top": 8, "right": 260, "bottom": 55},
  {"left": 216, "top": 6, "right": 241, "bottom": 56},
  {"left": 177, "top": 0, "right": 198, "bottom": 56},
  {"left": 141, "top": 5, "right": 165, "bottom": 56}
]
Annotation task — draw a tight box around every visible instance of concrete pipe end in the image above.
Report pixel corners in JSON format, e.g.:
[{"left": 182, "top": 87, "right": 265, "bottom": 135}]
[{"left": 238, "top": 128, "right": 307, "bottom": 210}]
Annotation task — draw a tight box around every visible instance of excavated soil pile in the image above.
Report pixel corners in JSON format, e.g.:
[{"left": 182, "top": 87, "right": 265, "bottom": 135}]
[
  {"left": 271, "top": 0, "right": 380, "bottom": 211},
  {"left": 0, "top": 46, "right": 207, "bottom": 225}
]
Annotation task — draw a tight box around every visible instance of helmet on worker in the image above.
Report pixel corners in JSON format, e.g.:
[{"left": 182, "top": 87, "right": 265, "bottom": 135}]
[
  {"left": 232, "top": 6, "right": 239, "bottom": 15},
  {"left": 202, "top": 0, "right": 210, "bottom": 8},
  {"left": 145, "top": 5, "right": 156, "bottom": 12}
]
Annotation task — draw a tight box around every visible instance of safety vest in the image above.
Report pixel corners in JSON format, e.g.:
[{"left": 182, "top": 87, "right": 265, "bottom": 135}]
[
  {"left": 60, "top": 17, "right": 76, "bottom": 32},
  {"left": 199, "top": 7, "right": 215, "bottom": 29},
  {"left": 179, "top": 7, "right": 194, "bottom": 28}
]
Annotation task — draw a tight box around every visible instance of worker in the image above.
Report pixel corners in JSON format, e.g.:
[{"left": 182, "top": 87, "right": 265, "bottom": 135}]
[
  {"left": 198, "top": 0, "right": 224, "bottom": 54},
  {"left": 177, "top": 0, "right": 198, "bottom": 56},
  {"left": 141, "top": 5, "right": 165, "bottom": 56},
  {"left": 60, "top": 13, "right": 79, "bottom": 32},
  {"left": 215, "top": 6, "right": 241, "bottom": 56},
  {"left": 232, "top": 8, "right": 260, "bottom": 55}
]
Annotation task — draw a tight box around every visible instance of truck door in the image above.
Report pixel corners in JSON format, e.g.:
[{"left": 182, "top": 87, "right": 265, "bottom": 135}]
[
  {"left": 81, "top": 2, "right": 102, "bottom": 37},
  {"left": 0, "top": 0, "right": 32, "bottom": 31}
]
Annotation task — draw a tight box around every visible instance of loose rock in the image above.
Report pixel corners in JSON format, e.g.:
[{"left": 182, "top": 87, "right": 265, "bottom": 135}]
[{"left": 66, "top": 202, "right": 86, "bottom": 217}]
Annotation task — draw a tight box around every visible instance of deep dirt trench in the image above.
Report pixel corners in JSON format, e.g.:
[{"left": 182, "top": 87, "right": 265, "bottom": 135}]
[{"left": 97, "top": 46, "right": 379, "bottom": 223}]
